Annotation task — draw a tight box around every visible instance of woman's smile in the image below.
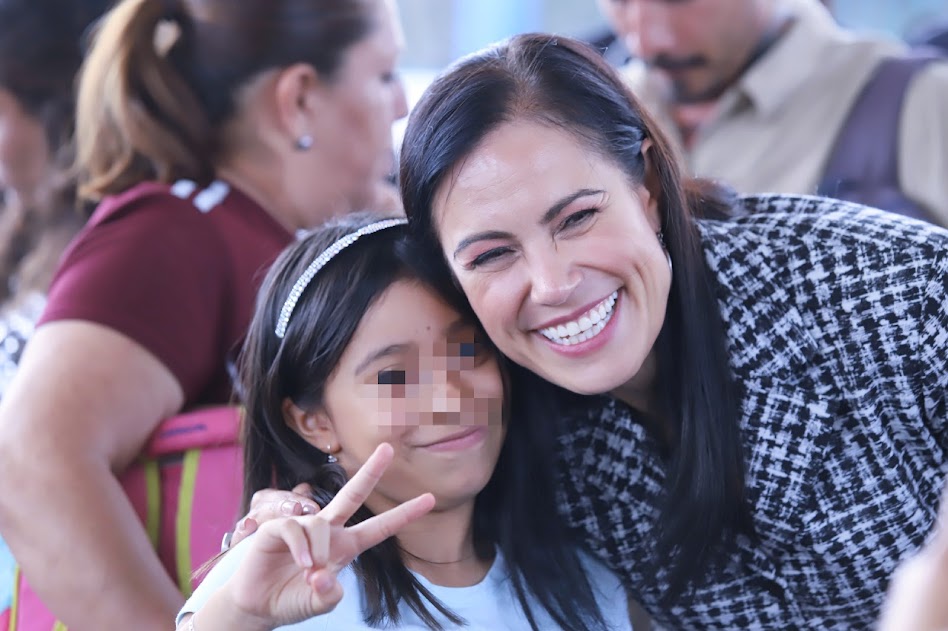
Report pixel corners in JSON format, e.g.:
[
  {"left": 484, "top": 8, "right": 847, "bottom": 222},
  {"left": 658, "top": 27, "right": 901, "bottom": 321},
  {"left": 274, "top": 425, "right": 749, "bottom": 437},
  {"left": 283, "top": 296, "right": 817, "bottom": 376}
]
[{"left": 536, "top": 290, "right": 619, "bottom": 346}]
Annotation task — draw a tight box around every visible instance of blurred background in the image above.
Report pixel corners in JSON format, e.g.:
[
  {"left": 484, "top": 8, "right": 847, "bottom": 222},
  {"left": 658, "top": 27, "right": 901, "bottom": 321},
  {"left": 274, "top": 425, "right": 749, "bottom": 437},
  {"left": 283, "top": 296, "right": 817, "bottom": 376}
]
[
  {"left": 398, "top": 0, "right": 945, "bottom": 68},
  {"left": 394, "top": 0, "right": 948, "bottom": 141}
]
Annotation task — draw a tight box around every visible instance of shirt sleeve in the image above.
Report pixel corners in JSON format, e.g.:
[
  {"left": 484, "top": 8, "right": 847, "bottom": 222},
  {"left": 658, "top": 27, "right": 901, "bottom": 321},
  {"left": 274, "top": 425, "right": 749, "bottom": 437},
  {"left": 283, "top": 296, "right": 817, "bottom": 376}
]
[
  {"left": 40, "top": 193, "right": 230, "bottom": 404},
  {"left": 177, "top": 537, "right": 250, "bottom": 625},
  {"left": 899, "top": 61, "right": 948, "bottom": 227}
]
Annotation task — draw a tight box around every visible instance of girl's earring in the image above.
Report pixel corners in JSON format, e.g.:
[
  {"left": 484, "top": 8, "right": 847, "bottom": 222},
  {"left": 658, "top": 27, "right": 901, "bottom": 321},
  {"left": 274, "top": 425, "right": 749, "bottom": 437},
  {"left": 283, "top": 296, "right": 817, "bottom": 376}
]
[
  {"left": 294, "top": 134, "right": 314, "bottom": 151},
  {"left": 326, "top": 445, "right": 338, "bottom": 464}
]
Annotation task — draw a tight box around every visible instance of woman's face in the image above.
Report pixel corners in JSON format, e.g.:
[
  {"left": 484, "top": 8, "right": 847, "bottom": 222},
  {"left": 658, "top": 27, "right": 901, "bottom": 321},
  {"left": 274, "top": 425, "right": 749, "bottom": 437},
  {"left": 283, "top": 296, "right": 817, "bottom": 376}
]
[
  {"left": 308, "top": 0, "right": 408, "bottom": 214},
  {"left": 316, "top": 280, "right": 505, "bottom": 514},
  {"left": 0, "top": 87, "right": 50, "bottom": 205},
  {"left": 432, "top": 119, "right": 671, "bottom": 396}
]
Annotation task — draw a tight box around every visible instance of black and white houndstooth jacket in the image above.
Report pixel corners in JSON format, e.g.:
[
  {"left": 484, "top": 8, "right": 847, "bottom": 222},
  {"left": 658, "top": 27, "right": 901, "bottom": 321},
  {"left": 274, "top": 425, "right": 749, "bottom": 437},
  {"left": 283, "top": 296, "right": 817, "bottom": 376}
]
[{"left": 556, "top": 195, "right": 948, "bottom": 630}]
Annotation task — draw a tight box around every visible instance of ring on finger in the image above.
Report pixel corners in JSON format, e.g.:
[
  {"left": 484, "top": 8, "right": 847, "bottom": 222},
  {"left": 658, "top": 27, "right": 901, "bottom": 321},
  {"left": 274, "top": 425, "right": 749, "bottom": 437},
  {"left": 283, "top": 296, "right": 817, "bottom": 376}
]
[{"left": 220, "top": 530, "right": 234, "bottom": 552}]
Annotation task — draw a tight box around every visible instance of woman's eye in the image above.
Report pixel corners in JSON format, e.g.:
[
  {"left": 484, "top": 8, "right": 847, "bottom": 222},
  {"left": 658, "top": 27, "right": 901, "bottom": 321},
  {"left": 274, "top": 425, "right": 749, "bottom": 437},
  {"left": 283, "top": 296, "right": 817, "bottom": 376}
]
[
  {"left": 381, "top": 71, "right": 398, "bottom": 83},
  {"left": 559, "top": 208, "right": 599, "bottom": 232},
  {"left": 469, "top": 247, "right": 512, "bottom": 269},
  {"left": 459, "top": 342, "right": 478, "bottom": 357},
  {"left": 377, "top": 370, "right": 406, "bottom": 385}
]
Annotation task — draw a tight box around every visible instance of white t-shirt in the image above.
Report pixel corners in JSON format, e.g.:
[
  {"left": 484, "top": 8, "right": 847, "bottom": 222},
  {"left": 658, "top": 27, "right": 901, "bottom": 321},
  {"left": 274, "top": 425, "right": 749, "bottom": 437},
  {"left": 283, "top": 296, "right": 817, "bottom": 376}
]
[{"left": 179, "top": 537, "right": 633, "bottom": 630}]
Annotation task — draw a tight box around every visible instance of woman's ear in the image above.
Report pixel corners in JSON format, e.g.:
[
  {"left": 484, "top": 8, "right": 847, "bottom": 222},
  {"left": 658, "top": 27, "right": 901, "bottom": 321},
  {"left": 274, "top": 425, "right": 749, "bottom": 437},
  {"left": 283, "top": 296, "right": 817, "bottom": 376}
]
[
  {"left": 638, "top": 138, "right": 663, "bottom": 231},
  {"left": 282, "top": 398, "right": 337, "bottom": 457},
  {"left": 272, "top": 63, "right": 322, "bottom": 148}
]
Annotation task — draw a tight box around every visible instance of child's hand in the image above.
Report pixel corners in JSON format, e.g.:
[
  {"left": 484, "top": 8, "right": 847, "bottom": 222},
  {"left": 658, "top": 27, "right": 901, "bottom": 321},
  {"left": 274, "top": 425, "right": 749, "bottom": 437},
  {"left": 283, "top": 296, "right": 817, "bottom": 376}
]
[{"left": 223, "top": 443, "right": 434, "bottom": 627}]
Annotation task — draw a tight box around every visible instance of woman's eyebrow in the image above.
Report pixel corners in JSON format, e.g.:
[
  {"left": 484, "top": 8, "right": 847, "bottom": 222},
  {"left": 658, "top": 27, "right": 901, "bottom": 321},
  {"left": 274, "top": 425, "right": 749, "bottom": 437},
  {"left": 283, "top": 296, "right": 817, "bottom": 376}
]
[
  {"left": 451, "top": 188, "right": 604, "bottom": 260},
  {"left": 539, "top": 188, "right": 605, "bottom": 226}
]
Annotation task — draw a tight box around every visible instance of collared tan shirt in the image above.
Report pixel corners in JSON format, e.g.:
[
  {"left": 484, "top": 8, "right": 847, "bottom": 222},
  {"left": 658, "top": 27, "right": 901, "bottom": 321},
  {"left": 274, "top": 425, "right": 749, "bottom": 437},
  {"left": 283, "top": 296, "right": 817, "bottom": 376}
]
[{"left": 623, "top": 0, "right": 948, "bottom": 225}]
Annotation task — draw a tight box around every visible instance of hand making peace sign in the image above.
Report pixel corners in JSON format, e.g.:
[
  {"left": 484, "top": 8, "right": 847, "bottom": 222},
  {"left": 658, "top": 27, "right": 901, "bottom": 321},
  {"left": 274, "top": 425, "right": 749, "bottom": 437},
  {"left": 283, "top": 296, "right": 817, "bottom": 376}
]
[{"left": 190, "top": 443, "right": 435, "bottom": 629}]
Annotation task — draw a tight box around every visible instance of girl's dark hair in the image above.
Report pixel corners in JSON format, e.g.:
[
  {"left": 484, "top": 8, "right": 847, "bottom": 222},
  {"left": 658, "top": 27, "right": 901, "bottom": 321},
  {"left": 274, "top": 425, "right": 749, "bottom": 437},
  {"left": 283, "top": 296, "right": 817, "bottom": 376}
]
[
  {"left": 0, "top": 0, "right": 107, "bottom": 304},
  {"left": 75, "top": 0, "right": 375, "bottom": 201},
  {"left": 239, "top": 211, "right": 610, "bottom": 630},
  {"left": 399, "top": 33, "right": 751, "bottom": 597}
]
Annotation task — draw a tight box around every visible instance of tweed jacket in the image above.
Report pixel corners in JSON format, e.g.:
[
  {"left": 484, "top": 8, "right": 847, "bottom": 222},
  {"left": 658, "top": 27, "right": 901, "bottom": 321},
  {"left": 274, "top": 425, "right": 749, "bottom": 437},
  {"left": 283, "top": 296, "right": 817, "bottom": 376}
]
[{"left": 556, "top": 194, "right": 948, "bottom": 630}]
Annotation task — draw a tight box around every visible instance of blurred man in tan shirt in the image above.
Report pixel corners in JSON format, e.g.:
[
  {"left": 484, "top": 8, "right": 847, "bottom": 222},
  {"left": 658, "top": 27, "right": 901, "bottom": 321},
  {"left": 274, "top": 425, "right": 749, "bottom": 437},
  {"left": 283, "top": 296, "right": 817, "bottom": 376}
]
[{"left": 598, "top": 0, "right": 948, "bottom": 224}]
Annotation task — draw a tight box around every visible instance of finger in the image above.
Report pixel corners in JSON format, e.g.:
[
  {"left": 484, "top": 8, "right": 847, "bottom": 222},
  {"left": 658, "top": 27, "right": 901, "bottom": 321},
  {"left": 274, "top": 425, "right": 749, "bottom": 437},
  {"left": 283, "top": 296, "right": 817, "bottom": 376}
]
[
  {"left": 250, "top": 488, "right": 320, "bottom": 516},
  {"left": 292, "top": 483, "right": 320, "bottom": 515},
  {"left": 306, "top": 516, "right": 331, "bottom": 567},
  {"left": 348, "top": 493, "right": 435, "bottom": 555},
  {"left": 320, "top": 443, "right": 394, "bottom": 525},
  {"left": 262, "top": 518, "right": 314, "bottom": 569},
  {"left": 230, "top": 517, "right": 258, "bottom": 547},
  {"left": 307, "top": 568, "right": 344, "bottom": 611}
]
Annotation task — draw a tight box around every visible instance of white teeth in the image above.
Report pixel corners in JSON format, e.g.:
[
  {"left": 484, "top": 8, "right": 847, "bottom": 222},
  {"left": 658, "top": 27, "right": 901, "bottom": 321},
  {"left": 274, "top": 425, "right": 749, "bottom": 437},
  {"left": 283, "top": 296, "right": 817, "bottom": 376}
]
[{"left": 538, "top": 291, "right": 619, "bottom": 346}]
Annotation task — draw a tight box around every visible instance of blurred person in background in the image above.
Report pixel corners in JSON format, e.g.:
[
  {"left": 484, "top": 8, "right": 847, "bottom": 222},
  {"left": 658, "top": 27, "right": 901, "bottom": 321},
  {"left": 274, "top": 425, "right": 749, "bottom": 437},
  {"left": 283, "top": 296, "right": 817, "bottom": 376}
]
[
  {"left": 0, "top": 0, "right": 408, "bottom": 629},
  {"left": 0, "top": 0, "right": 111, "bottom": 624},
  {"left": 597, "top": 0, "right": 948, "bottom": 223},
  {"left": 0, "top": 0, "right": 110, "bottom": 395}
]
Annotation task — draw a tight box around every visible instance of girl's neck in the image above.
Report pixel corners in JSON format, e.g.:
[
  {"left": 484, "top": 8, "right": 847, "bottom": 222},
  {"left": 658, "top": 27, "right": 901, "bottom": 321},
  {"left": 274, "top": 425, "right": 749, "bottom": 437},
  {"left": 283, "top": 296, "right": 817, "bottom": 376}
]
[{"left": 394, "top": 499, "right": 493, "bottom": 588}]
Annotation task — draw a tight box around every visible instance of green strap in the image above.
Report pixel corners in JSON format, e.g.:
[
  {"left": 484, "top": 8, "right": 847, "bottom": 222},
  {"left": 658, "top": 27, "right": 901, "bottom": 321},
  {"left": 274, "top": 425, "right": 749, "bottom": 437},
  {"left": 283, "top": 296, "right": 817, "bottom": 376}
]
[
  {"left": 143, "top": 459, "right": 161, "bottom": 549},
  {"left": 9, "top": 565, "right": 18, "bottom": 631},
  {"left": 10, "top": 563, "right": 68, "bottom": 631},
  {"left": 175, "top": 450, "right": 201, "bottom": 597}
]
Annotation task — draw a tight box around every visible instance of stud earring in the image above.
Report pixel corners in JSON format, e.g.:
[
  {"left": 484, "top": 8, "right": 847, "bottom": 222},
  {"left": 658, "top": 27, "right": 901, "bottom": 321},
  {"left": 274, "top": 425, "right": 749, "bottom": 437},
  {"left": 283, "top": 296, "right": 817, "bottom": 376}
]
[
  {"left": 294, "top": 134, "right": 314, "bottom": 151},
  {"left": 326, "top": 445, "right": 337, "bottom": 464},
  {"left": 657, "top": 231, "right": 673, "bottom": 274}
]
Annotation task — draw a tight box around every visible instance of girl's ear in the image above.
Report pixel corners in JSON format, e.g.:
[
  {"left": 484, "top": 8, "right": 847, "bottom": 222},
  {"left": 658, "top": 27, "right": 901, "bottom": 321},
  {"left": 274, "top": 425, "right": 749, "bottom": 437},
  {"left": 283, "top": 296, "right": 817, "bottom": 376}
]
[{"left": 282, "top": 398, "right": 338, "bottom": 458}]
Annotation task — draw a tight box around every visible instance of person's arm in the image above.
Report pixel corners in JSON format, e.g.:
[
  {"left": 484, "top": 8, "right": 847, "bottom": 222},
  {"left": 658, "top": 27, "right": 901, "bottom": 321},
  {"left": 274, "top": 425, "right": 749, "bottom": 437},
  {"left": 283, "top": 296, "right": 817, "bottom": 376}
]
[{"left": 0, "top": 321, "right": 185, "bottom": 630}]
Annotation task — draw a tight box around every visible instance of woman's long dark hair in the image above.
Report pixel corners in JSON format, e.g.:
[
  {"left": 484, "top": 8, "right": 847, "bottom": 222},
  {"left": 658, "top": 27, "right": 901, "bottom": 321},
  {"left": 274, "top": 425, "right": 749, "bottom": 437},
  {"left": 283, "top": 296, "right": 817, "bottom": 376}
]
[
  {"left": 239, "top": 211, "right": 609, "bottom": 629},
  {"left": 399, "top": 33, "right": 751, "bottom": 597}
]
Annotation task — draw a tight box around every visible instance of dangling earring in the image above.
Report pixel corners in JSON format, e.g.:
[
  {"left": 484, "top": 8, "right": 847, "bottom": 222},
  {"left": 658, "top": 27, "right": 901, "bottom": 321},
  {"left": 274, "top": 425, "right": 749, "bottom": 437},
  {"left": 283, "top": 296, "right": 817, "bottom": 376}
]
[
  {"left": 657, "top": 231, "right": 673, "bottom": 274},
  {"left": 326, "top": 445, "right": 337, "bottom": 464},
  {"left": 294, "top": 134, "right": 314, "bottom": 151}
]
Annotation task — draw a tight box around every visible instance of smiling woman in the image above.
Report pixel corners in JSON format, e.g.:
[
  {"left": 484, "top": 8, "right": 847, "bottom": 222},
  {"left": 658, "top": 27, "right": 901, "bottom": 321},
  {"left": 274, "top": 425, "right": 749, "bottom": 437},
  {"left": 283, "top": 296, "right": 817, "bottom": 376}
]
[{"left": 398, "top": 32, "right": 948, "bottom": 629}]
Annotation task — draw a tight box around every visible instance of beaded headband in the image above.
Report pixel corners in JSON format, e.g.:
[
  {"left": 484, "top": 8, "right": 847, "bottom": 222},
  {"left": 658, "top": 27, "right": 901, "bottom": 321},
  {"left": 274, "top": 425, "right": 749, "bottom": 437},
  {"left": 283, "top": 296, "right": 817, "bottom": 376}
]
[{"left": 274, "top": 217, "right": 408, "bottom": 339}]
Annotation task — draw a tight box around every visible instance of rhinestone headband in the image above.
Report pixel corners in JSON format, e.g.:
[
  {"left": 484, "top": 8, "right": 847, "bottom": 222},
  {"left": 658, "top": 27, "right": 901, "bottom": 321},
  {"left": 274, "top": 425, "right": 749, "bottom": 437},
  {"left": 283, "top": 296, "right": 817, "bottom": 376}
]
[{"left": 274, "top": 217, "right": 408, "bottom": 338}]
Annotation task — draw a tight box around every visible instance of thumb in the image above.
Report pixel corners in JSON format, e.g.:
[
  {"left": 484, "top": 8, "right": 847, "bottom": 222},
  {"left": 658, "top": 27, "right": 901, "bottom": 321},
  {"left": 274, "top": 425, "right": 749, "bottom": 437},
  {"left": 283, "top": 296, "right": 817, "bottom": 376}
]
[{"left": 306, "top": 568, "right": 344, "bottom": 614}]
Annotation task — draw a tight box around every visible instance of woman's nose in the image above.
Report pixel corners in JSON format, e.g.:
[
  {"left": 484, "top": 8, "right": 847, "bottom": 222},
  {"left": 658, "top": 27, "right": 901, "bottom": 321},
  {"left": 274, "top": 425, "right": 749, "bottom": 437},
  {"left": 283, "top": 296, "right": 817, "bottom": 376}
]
[
  {"left": 393, "top": 77, "right": 409, "bottom": 121},
  {"left": 529, "top": 255, "right": 581, "bottom": 307}
]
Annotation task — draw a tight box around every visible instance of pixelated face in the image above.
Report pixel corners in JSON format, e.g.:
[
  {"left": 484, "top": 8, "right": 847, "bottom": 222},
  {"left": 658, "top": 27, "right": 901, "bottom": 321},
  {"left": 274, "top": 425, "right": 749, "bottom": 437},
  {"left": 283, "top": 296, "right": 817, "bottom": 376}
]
[
  {"left": 597, "top": 0, "right": 776, "bottom": 103},
  {"left": 308, "top": 0, "right": 409, "bottom": 214},
  {"left": 0, "top": 87, "right": 49, "bottom": 202},
  {"left": 321, "top": 279, "right": 505, "bottom": 513},
  {"left": 433, "top": 119, "right": 670, "bottom": 397}
]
